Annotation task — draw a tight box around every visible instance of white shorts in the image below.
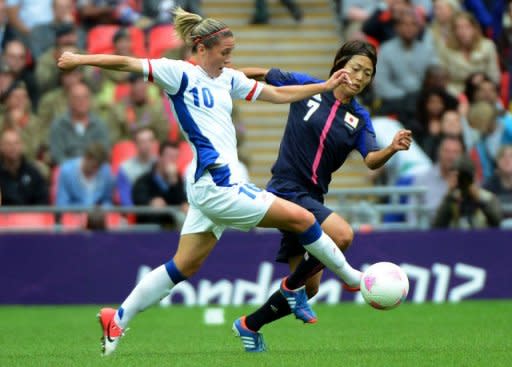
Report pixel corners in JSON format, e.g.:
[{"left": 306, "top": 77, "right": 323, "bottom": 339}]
[{"left": 181, "top": 172, "right": 276, "bottom": 239}]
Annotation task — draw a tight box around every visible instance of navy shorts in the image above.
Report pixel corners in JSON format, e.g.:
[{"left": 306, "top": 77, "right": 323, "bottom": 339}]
[{"left": 267, "top": 178, "right": 332, "bottom": 263}]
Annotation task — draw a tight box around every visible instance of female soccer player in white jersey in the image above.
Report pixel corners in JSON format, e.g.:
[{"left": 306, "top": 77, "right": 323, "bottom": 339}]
[{"left": 57, "top": 8, "right": 364, "bottom": 356}]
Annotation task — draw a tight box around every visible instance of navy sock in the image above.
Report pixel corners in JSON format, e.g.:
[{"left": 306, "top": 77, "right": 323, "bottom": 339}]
[
  {"left": 285, "top": 254, "right": 324, "bottom": 290},
  {"left": 245, "top": 290, "right": 291, "bottom": 332}
]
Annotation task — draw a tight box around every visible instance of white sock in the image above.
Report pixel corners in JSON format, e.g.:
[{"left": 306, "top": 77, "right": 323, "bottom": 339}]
[
  {"left": 303, "top": 232, "right": 362, "bottom": 287},
  {"left": 114, "top": 265, "right": 175, "bottom": 329}
]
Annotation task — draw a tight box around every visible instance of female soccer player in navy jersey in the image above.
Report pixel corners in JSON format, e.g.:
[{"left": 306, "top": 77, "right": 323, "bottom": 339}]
[
  {"left": 58, "top": 9, "right": 366, "bottom": 356},
  {"left": 233, "top": 40, "right": 412, "bottom": 351}
]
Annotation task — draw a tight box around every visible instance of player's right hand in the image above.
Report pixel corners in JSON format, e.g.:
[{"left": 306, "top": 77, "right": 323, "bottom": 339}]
[
  {"left": 325, "top": 68, "right": 352, "bottom": 91},
  {"left": 57, "top": 51, "right": 80, "bottom": 71}
]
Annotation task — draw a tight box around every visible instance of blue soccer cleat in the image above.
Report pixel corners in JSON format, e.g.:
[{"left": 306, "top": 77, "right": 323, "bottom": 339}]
[
  {"left": 232, "top": 316, "right": 267, "bottom": 352},
  {"left": 279, "top": 277, "right": 318, "bottom": 324}
]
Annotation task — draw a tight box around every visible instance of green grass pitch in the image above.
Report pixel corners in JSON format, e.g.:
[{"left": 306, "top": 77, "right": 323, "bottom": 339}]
[{"left": 0, "top": 301, "right": 510, "bottom": 367}]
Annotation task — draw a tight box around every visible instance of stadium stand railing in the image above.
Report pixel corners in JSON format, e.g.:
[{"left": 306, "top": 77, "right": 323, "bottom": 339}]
[{"left": 0, "top": 206, "right": 183, "bottom": 233}]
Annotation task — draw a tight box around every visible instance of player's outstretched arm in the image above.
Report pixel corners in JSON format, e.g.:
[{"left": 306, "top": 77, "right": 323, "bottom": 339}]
[
  {"left": 239, "top": 67, "right": 269, "bottom": 81},
  {"left": 57, "top": 51, "right": 143, "bottom": 74},
  {"left": 257, "top": 69, "right": 350, "bottom": 104},
  {"left": 364, "top": 129, "right": 412, "bottom": 169}
]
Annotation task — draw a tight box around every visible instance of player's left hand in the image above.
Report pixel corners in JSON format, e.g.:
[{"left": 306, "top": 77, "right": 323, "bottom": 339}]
[{"left": 391, "top": 130, "right": 412, "bottom": 151}]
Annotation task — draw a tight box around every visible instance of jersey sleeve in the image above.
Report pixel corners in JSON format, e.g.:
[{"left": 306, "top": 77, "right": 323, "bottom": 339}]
[
  {"left": 265, "top": 68, "right": 324, "bottom": 86},
  {"left": 142, "top": 58, "right": 184, "bottom": 95},
  {"left": 229, "top": 69, "right": 264, "bottom": 102},
  {"left": 355, "top": 116, "right": 380, "bottom": 158}
]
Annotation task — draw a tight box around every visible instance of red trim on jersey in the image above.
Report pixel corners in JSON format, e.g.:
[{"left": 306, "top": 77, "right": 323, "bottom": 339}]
[
  {"left": 147, "top": 59, "right": 154, "bottom": 82},
  {"left": 245, "top": 81, "right": 258, "bottom": 101},
  {"left": 311, "top": 100, "right": 341, "bottom": 185}
]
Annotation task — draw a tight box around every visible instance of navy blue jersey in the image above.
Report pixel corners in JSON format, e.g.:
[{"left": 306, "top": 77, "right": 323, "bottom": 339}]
[{"left": 266, "top": 68, "right": 379, "bottom": 196}]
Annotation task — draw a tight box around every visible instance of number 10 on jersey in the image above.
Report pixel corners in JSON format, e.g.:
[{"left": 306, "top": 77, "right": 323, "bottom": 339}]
[{"left": 189, "top": 87, "right": 214, "bottom": 108}]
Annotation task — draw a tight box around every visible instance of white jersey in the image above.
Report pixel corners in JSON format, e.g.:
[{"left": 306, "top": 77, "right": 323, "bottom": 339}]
[{"left": 142, "top": 58, "right": 264, "bottom": 186}]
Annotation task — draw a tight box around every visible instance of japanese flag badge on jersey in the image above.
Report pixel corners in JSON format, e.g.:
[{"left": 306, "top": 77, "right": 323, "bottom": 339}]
[{"left": 344, "top": 111, "right": 359, "bottom": 130}]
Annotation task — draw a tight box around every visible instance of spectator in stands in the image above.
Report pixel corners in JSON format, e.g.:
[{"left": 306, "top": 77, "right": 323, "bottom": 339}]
[
  {"left": 142, "top": 0, "right": 175, "bottom": 24},
  {"left": 132, "top": 141, "right": 188, "bottom": 228},
  {"left": 437, "top": 11, "right": 500, "bottom": 96},
  {"left": 106, "top": 73, "right": 169, "bottom": 144},
  {"left": 37, "top": 68, "right": 86, "bottom": 139},
  {"left": 76, "top": 0, "right": 150, "bottom": 30},
  {"left": 250, "top": 0, "right": 303, "bottom": 24},
  {"left": 29, "top": 0, "right": 86, "bottom": 58},
  {"left": 35, "top": 23, "right": 82, "bottom": 95},
  {"left": 467, "top": 99, "right": 512, "bottom": 183},
  {"left": 2, "top": 39, "right": 39, "bottom": 108},
  {"left": 341, "top": 0, "right": 379, "bottom": 39},
  {"left": 431, "top": 0, "right": 460, "bottom": 50},
  {"left": 101, "top": 27, "right": 134, "bottom": 84},
  {"left": 433, "top": 155, "right": 502, "bottom": 228},
  {"left": 5, "top": 0, "right": 53, "bottom": 43},
  {"left": 463, "top": 0, "right": 506, "bottom": 40},
  {"left": 49, "top": 82, "right": 110, "bottom": 164},
  {"left": 362, "top": 0, "right": 428, "bottom": 45},
  {"left": 0, "top": 60, "right": 14, "bottom": 105},
  {"left": 414, "top": 88, "right": 459, "bottom": 146},
  {"left": 422, "top": 109, "right": 464, "bottom": 161},
  {"left": 56, "top": 142, "right": 114, "bottom": 207},
  {"left": 117, "top": 127, "right": 157, "bottom": 206},
  {"left": 373, "top": 8, "right": 438, "bottom": 119},
  {"left": 0, "top": 0, "right": 16, "bottom": 52},
  {"left": 412, "top": 135, "right": 464, "bottom": 223},
  {"left": 0, "top": 82, "right": 41, "bottom": 162},
  {"left": 483, "top": 145, "right": 512, "bottom": 215},
  {"left": 473, "top": 77, "right": 512, "bottom": 150},
  {"left": 0, "top": 128, "right": 48, "bottom": 205},
  {"left": 497, "top": 1, "right": 512, "bottom": 89}
]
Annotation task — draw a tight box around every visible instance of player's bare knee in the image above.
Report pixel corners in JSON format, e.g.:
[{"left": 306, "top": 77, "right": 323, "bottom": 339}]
[
  {"left": 334, "top": 226, "right": 354, "bottom": 251},
  {"left": 292, "top": 209, "right": 315, "bottom": 233}
]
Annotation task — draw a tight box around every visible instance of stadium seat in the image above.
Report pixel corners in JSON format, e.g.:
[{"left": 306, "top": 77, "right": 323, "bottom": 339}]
[
  {"left": 87, "top": 25, "right": 147, "bottom": 57},
  {"left": 60, "top": 212, "right": 123, "bottom": 230},
  {"left": 60, "top": 213, "right": 87, "bottom": 230},
  {"left": 111, "top": 140, "right": 137, "bottom": 175},
  {"left": 0, "top": 213, "right": 55, "bottom": 231},
  {"left": 105, "top": 213, "right": 123, "bottom": 228},
  {"left": 114, "top": 83, "right": 132, "bottom": 102},
  {"left": 129, "top": 27, "right": 147, "bottom": 57},
  {"left": 148, "top": 25, "right": 183, "bottom": 58},
  {"left": 87, "top": 25, "right": 120, "bottom": 54}
]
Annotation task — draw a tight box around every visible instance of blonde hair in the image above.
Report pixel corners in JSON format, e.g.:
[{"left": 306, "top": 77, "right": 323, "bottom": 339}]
[
  {"left": 447, "top": 11, "right": 483, "bottom": 50},
  {"left": 173, "top": 7, "right": 233, "bottom": 52},
  {"left": 467, "top": 101, "right": 496, "bottom": 133}
]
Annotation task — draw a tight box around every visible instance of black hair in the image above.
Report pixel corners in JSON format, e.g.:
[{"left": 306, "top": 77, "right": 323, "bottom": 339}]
[
  {"left": 159, "top": 140, "right": 180, "bottom": 156},
  {"left": 329, "top": 40, "right": 377, "bottom": 77}
]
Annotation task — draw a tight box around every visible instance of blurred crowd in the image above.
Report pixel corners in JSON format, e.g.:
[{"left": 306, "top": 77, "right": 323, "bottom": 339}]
[
  {"left": 340, "top": 0, "right": 512, "bottom": 228},
  {"left": 0, "top": 0, "right": 511, "bottom": 230}
]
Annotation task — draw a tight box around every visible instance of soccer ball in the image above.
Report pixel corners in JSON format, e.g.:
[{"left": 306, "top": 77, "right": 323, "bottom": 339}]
[{"left": 360, "top": 262, "right": 409, "bottom": 310}]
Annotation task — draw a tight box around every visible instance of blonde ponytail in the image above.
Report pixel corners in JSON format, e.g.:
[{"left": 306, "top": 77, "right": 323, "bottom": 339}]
[{"left": 173, "top": 7, "right": 233, "bottom": 51}]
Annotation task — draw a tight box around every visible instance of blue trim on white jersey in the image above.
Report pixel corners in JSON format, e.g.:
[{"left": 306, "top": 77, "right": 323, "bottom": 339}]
[
  {"left": 209, "top": 165, "right": 232, "bottom": 187},
  {"left": 168, "top": 73, "right": 228, "bottom": 183}
]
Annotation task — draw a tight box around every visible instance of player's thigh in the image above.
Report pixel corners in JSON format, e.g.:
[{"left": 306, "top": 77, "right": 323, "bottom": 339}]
[
  {"left": 173, "top": 232, "right": 218, "bottom": 277},
  {"left": 258, "top": 196, "right": 315, "bottom": 233},
  {"left": 321, "top": 212, "right": 354, "bottom": 251},
  {"left": 288, "top": 254, "right": 324, "bottom": 299}
]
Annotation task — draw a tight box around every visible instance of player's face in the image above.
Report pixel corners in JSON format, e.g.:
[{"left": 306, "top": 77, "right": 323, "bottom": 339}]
[
  {"left": 201, "top": 36, "right": 235, "bottom": 78},
  {"left": 339, "top": 55, "right": 373, "bottom": 96}
]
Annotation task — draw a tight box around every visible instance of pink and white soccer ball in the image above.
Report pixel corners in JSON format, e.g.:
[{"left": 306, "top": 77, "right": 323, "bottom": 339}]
[{"left": 360, "top": 262, "right": 409, "bottom": 310}]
